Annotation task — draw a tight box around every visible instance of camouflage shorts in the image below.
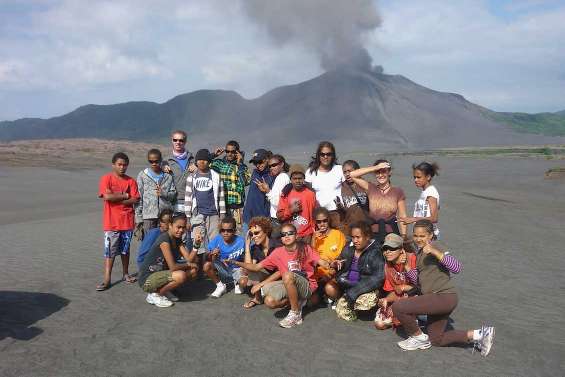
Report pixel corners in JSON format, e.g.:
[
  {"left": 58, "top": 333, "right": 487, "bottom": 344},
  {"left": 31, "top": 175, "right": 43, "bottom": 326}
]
[{"left": 335, "top": 291, "right": 379, "bottom": 321}]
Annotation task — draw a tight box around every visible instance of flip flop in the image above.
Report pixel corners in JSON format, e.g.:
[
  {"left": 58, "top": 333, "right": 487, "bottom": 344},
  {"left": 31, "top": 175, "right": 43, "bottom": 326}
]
[
  {"left": 96, "top": 282, "right": 110, "bottom": 291},
  {"left": 123, "top": 274, "right": 137, "bottom": 284},
  {"left": 242, "top": 298, "right": 261, "bottom": 309}
]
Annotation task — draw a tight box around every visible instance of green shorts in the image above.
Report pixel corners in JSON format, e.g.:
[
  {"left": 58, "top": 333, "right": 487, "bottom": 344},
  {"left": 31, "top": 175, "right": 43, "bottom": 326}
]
[
  {"left": 142, "top": 270, "right": 173, "bottom": 293},
  {"left": 262, "top": 272, "right": 311, "bottom": 301}
]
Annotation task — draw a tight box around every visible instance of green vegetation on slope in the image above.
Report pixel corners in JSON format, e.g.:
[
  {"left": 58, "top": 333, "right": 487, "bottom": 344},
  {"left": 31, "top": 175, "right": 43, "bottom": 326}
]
[{"left": 490, "top": 111, "right": 565, "bottom": 136}]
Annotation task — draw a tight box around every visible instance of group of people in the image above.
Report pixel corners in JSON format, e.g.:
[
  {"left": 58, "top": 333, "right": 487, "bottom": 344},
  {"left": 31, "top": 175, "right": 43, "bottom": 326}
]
[{"left": 96, "top": 130, "right": 495, "bottom": 356}]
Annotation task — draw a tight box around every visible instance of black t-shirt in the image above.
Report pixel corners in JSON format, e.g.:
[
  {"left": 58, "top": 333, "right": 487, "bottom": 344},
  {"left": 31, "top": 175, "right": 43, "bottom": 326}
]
[
  {"left": 138, "top": 232, "right": 182, "bottom": 286},
  {"left": 250, "top": 239, "right": 281, "bottom": 263}
]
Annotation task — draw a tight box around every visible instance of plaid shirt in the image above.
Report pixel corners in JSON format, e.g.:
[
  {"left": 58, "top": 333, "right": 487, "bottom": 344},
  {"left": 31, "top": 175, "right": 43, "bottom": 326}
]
[{"left": 210, "top": 158, "right": 251, "bottom": 207}]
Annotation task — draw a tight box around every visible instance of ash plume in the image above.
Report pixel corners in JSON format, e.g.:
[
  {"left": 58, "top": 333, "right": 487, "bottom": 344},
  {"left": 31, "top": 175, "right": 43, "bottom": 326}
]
[{"left": 241, "top": 0, "right": 381, "bottom": 72}]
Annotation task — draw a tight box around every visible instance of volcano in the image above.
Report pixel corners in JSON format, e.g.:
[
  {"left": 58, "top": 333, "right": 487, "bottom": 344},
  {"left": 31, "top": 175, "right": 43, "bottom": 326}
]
[{"left": 0, "top": 69, "right": 561, "bottom": 151}]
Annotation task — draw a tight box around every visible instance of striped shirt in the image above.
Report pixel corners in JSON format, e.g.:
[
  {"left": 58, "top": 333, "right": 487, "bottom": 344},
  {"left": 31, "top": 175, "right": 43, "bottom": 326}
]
[{"left": 405, "top": 253, "right": 461, "bottom": 286}]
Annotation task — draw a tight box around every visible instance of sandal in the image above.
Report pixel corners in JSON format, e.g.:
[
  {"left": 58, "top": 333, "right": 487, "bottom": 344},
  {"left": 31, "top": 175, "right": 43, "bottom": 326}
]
[
  {"left": 123, "top": 274, "right": 137, "bottom": 284},
  {"left": 242, "top": 298, "right": 262, "bottom": 309},
  {"left": 96, "top": 282, "right": 110, "bottom": 291}
]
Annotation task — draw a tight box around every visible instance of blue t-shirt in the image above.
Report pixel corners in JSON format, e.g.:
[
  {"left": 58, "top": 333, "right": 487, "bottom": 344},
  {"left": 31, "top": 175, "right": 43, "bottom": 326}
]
[
  {"left": 208, "top": 234, "right": 245, "bottom": 270},
  {"left": 146, "top": 168, "right": 164, "bottom": 183},
  {"left": 175, "top": 156, "right": 188, "bottom": 172},
  {"left": 193, "top": 170, "right": 216, "bottom": 215},
  {"left": 136, "top": 228, "right": 162, "bottom": 267}
]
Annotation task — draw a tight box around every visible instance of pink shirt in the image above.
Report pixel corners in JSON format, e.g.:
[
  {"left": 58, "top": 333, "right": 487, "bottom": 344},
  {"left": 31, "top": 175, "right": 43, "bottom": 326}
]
[{"left": 261, "top": 245, "right": 320, "bottom": 291}]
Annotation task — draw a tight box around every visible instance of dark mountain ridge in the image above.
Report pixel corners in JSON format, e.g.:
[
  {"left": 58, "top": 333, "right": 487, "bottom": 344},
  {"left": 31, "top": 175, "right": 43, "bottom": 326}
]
[{"left": 1, "top": 69, "right": 563, "bottom": 151}]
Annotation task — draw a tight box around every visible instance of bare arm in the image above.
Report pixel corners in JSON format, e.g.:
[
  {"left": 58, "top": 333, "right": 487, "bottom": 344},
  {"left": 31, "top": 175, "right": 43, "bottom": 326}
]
[
  {"left": 351, "top": 177, "right": 369, "bottom": 191},
  {"left": 160, "top": 242, "right": 195, "bottom": 272},
  {"left": 397, "top": 199, "right": 407, "bottom": 237},
  {"left": 230, "top": 260, "right": 264, "bottom": 272}
]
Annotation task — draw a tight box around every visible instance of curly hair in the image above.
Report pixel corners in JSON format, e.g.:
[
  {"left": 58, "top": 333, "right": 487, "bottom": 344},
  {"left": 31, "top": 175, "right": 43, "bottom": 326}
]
[{"left": 248, "top": 216, "right": 273, "bottom": 237}]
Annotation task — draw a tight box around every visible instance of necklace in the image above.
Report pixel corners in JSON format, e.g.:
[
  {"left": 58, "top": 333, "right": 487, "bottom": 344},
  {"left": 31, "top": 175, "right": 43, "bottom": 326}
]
[{"left": 378, "top": 183, "right": 391, "bottom": 193}]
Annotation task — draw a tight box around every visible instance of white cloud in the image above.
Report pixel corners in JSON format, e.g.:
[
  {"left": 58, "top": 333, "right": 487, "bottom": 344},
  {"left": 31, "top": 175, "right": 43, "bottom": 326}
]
[{"left": 373, "top": 0, "right": 565, "bottom": 111}]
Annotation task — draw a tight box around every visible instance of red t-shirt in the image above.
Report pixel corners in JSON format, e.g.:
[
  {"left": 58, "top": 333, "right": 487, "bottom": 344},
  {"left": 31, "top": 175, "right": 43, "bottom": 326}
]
[
  {"left": 383, "top": 253, "right": 416, "bottom": 292},
  {"left": 261, "top": 245, "right": 320, "bottom": 291},
  {"left": 98, "top": 173, "right": 140, "bottom": 231},
  {"left": 276, "top": 188, "right": 317, "bottom": 238}
]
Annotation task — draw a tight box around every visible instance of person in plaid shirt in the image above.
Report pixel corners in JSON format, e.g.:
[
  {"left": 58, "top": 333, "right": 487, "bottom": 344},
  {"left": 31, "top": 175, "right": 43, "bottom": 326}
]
[{"left": 211, "top": 140, "right": 251, "bottom": 229}]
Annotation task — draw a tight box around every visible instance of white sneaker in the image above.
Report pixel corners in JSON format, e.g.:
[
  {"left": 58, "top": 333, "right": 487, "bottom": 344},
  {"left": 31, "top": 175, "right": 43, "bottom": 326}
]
[
  {"left": 477, "top": 325, "right": 496, "bottom": 357},
  {"left": 397, "top": 334, "right": 431, "bottom": 351},
  {"left": 234, "top": 283, "right": 243, "bottom": 295},
  {"left": 279, "top": 311, "right": 303, "bottom": 328},
  {"left": 210, "top": 282, "right": 227, "bottom": 298},
  {"left": 146, "top": 293, "right": 174, "bottom": 308},
  {"left": 164, "top": 291, "right": 179, "bottom": 302}
]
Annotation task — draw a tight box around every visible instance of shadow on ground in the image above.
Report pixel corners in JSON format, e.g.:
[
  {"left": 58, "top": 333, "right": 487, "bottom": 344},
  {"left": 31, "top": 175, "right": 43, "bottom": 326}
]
[{"left": 0, "top": 291, "right": 69, "bottom": 341}]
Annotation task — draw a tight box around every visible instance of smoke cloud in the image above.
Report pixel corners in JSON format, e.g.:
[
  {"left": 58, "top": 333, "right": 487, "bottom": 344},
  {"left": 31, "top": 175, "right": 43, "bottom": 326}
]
[{"left": 241, "top": 0, "right": 381, "bottom": 72}]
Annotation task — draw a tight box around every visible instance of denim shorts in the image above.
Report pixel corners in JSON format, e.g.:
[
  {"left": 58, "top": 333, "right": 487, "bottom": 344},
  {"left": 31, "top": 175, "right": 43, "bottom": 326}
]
[
  {"left": 104, "top": 230, "right": 133, "bottom": 258},
  {"left": 213, "top": 260, "right": 241, "bottom": 285}
]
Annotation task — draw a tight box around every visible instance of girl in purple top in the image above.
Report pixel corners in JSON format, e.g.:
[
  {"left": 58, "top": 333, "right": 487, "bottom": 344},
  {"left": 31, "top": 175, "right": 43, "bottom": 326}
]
[{"left": 392, "top": 219, "right": 495, "bottom": 356}]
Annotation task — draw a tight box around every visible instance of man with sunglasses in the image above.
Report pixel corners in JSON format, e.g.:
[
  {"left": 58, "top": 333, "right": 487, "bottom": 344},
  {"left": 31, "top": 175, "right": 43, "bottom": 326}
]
[
  {"left": 135, "top": 149, "right": 177, "bottom": 235},
  {"left": 244, "top": 149, "right": 274, "bottom": 226},
  {"left": 211, "top": 140, "right": 251, "bottom": 230},
  {"left": 203, "top": 217, "right": 245, "bottom": 298},
  {"left": 162, "top": 130, "right": 196, "bottom": 214}
]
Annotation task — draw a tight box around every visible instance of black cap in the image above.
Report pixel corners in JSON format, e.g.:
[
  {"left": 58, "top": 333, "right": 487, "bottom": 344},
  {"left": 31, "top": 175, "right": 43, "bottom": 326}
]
[
  {"left": 195, "top": 149, "right": 212, "bottom": 162},
  {"left": 249, "top": 149, "right": 270, "bottom": 163}
]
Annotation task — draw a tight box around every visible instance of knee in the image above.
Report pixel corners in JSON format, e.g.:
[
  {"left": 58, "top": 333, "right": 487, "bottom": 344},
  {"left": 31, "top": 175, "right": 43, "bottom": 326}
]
[
  {"left": 203, "top": 262, "right": 213, "bottom": 272},
  {"left": 238, "top": 276, "right": 248, "bottom": 287},
  {"left": 282, "top": 271, "right": 294, "bottom": 284},
  {"left": 264, "top": 296, "right": 277, "bottom": 308},
  {"left": 325, "top": 281, "right": 338, "bottom": 297},
  {"left": 172, "top": 270, "right": 187, "bottom": 284}
]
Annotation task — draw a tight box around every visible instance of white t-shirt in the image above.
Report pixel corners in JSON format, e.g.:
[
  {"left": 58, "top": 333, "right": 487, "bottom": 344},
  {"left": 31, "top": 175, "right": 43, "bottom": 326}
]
[
  {"left": 266, "top": 172, "right": 291, "bottom": 218},
  {"left": 413, "top": 185, "right": 440, "bottom": 237},
  {"left": 305, "top": 165, "right": 344, "bottom": 211}
]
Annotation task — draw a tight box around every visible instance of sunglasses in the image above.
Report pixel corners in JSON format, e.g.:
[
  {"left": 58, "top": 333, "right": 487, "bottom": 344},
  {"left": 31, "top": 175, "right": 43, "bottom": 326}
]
[
  {"left": 280, "top": 230, "right": 296, "bottom": 237},
  {"left": 172, "top": 138, "right": 186, "bottom": 143},
  {"left": 269, "top": 162, "right": 281, "bottom": 168},
  {"left": 148, "top": 159, "right": 161, "bottom": 164},
  {"left": 225, "top": 149, "right": 237, "bottom": 154},
  {"left": 250, "top": 231, "right": 262, "bottom": 236},
  {"left": 382, "top": 246, "right": 401, "bottom": 252},
  {"left": 220, "top": 228, "right": 235, "bottom": 233},
  {"left": 315, "top": 218, "right": 329, "bottom": 224},
  {"left": 319, "top": 152, "right": 334, "bottom": 158}
]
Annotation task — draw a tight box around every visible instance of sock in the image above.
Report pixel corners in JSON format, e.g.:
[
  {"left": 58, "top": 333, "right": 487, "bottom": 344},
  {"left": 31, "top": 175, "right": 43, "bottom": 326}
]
[{"left": 473, "top": 329, "right": 482, "bottom": 341}]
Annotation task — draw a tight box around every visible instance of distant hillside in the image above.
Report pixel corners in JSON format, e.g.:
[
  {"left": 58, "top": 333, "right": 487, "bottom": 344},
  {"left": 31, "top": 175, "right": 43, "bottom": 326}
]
[
  {"left": 487, "top": 111, "right": 565, "bottom": 136},
  {"left": 1, "top": 69, "right": 563, "bottom": 150}
]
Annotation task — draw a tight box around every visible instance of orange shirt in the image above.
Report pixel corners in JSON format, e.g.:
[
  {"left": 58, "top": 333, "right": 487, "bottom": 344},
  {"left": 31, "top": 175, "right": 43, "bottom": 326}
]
[
  {"left": 383, "top": 253, "right": 416, "bottom": 292},
  {"left": 312, "top": 228, "right": 346, "bottom": 280},
  {"left": 99, "top": 173, "right": 140, "bottom": 231}
]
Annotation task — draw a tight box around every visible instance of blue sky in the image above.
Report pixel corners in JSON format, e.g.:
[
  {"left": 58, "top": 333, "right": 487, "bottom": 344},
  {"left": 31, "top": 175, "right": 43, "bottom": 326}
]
[{"left": 1, "top": 0, "right": 564, "bottom": 121}]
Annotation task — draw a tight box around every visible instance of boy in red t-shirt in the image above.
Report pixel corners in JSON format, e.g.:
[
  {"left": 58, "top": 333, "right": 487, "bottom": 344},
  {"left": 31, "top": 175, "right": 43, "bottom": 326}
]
[
  {"left": 276, "top": 164, "right": 318, "bottom": 243},
  {"left": 96, "top": 152, "right": 140, "bottom": 291}
]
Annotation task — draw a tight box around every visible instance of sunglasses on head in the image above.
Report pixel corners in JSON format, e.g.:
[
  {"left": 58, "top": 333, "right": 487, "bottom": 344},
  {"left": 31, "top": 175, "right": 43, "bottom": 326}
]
[
  {"left": 172, "top": 138, "right": 185, "bottom": 143},
  {"left": 319, "top": 152, "right": 334, "bottom": 157},
  {"left": 382, "top": 246, "right": 401, "bottom": 252},
  {"left": 315, "top": 218, "right": 329, "bottom": 224},
  {"left": 280, "top": 230, "right": 296, "bottom": 237},
  {"left": 148, "top": 159, "right": 161, "bottom": 164},
  {"left": 220, "top": 228, "right": 235, "bottom": 233}
]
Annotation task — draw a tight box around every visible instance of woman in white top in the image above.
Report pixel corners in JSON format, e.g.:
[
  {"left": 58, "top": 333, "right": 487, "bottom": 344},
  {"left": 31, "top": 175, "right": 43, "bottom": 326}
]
[
  {"left": 399, "top": 162, "right": 440, "bottom": 239},
  {"left": 255, "top": 154, "right": 290, "bottom": 228},
  {"left": 305, "top": 141, "right": 344, "bottom": 229}
]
